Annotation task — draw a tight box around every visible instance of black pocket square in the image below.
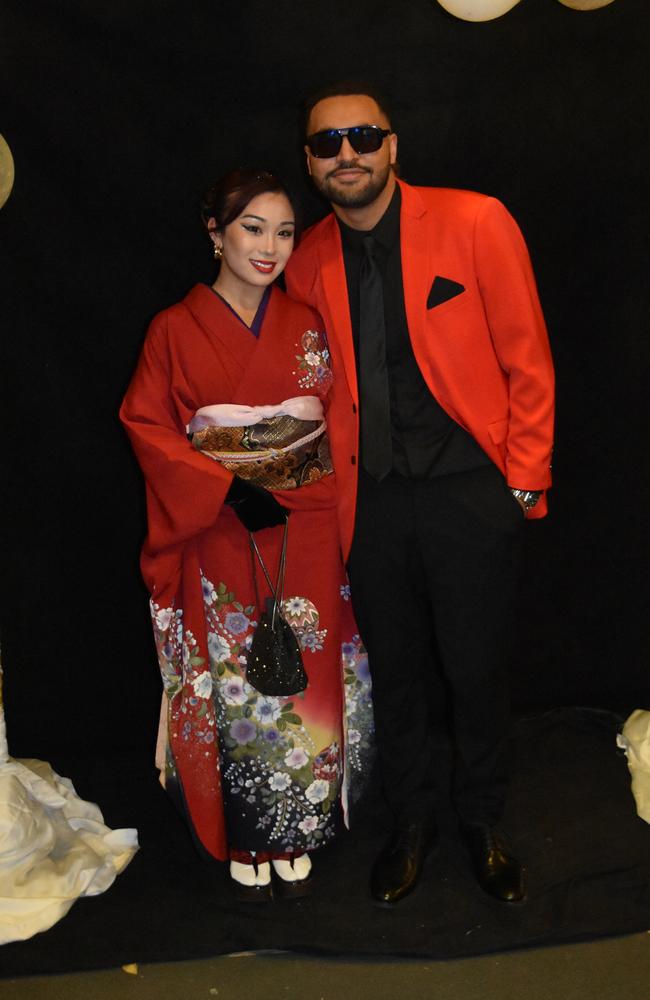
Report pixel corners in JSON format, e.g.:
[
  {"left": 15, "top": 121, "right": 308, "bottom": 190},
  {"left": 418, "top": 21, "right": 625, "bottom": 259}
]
[{"left": 427, "top": 276, "right": 465, "bottom": 309}]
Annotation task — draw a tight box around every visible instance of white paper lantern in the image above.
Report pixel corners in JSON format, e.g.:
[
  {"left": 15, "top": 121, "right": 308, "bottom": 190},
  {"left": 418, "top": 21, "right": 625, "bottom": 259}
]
[
  {"left": 556, "top": 1, "right": 616, "bottom": 9},
  {"left": 0, "top": 134, "right": 15, "bottom": 211},
  {"left": 436, "top": 0, "right": 522, "bottom": 22}
]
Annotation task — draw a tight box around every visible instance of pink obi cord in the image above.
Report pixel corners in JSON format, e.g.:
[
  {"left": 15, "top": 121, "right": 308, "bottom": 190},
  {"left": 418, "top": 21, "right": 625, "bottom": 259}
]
[{"left": 187, "top": 395, "right": 324, "bottom": 433}]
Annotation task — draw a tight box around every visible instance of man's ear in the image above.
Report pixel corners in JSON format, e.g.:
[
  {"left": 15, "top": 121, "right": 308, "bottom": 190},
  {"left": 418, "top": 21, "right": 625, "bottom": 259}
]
[
  {"left": 389, "top": 132, "right": 398, "bottom": 167},
  {"left": 304, "top": 146, "right": 313, "bottom": 176}
]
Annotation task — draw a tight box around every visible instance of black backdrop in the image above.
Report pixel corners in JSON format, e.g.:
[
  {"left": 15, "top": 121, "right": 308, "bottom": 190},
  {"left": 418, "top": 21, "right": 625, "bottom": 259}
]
[{"left": 1, "top": 0, "right": 648, "bottom": 762}]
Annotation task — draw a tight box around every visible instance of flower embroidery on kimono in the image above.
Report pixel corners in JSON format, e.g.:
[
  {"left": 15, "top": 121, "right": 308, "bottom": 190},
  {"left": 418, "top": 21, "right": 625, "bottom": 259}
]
[
  {"left": 312, "top": 742, "right": 339, "bottom": 781},
  {"left": 305, "top": 779, "right": 330, "bottom": 804},
  {"left": 202, "top": 577, "right": 256, "bottom": 693},
  {"left": 192, "top": 671, "right": 213, "bottom": 699},
  {"left": 293, "top": 329, "right": 333, "bottom": 393},
  {"left": 199, "top": 571, "right": 342, "bottom": 850},
  {"left": 285, "top": 747, "right": 309, "bottom": 769},
  {"left": 341, "top": 628, "right": 375, "bottom": 793},
  {"left": 208, "top": 631, "right": 230, "bottom": 664},
  {"left": 254, "top": 697, "right": 282, "bottom": 723},
  {"left": 284, "top": 596, "right": 308, "bottom": 617},
  {"left": 150, "top": 593, "right": 217, "bottom": 758},
  {"left": 230, "top": 718, "right": 257, "bottom": 745},
  {"left": 224, "top": 611, "right": 250, "bottom": 636},
  {"left": 268, "top": 772, "right": 291, "bottom": 792},
  {"left": 220, "top": 675, "right": 248, "bottom": 705},
  {"left": 299, "top": 628, "right": 326, "bottom": 652},
  {"left": 154, "top": 607, "right": 174, "bottom": 631},
  {"left": 150, "top": 600, "right": 183, "bottom": 699},
  {"left": 282, "top": 596, "right": 328, "bottom": 653}
]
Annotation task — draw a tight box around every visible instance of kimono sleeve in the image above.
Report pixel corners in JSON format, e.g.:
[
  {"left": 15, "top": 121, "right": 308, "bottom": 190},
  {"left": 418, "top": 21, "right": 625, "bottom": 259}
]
[{"left": 120, "top": 313, "right": 233, "bottom": 556}]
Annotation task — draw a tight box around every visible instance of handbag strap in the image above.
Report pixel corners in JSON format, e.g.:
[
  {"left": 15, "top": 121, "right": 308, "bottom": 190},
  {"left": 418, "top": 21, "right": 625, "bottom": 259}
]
[{"left": 249, "top": 517, "right": 289, "bottom": 628}]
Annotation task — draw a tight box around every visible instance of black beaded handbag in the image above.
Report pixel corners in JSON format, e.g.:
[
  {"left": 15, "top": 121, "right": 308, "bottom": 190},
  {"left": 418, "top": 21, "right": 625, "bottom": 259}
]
[{"left": 246, "top": 519, "right": 308, "bottom": 697}]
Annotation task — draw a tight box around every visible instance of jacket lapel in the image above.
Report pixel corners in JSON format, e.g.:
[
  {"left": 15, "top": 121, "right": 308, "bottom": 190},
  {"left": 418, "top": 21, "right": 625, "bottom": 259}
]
[
  {"left": 315, "top": 217, "right": 359, "bottom": 405},
  {"left": 399, "top": 181, "right": 429, "bottom": 363},
  {"left": 313, "top": 182, "right": 429, "bottom": 408}
]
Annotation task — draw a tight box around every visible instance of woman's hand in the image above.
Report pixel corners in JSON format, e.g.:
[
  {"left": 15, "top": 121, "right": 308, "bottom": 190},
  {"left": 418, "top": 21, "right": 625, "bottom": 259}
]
[{"left": 224, "top": 477, "right": 288, "bottom": 532}]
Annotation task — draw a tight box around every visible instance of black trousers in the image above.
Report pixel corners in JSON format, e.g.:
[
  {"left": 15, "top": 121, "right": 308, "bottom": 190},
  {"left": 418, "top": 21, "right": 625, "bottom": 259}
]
[{"left": 346, "top": 463, "right": 524, "bottom": 828}]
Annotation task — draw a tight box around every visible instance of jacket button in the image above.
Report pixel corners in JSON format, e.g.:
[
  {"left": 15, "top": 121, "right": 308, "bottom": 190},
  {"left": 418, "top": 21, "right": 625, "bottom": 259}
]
[{"left": 351, "top": 455, "right": 356, "bottom": 465}]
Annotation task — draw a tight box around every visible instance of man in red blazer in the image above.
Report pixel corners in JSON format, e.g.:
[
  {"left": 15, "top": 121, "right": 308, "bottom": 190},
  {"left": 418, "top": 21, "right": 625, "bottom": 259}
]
[{"left": 285, "top": 85, "right": 554, "bottom": 906}]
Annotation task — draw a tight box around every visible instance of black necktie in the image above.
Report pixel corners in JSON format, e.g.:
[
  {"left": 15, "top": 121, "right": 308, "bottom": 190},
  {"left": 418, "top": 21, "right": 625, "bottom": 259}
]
[{"left": 358, "top": 235, "right": 392, "bottom": 481}]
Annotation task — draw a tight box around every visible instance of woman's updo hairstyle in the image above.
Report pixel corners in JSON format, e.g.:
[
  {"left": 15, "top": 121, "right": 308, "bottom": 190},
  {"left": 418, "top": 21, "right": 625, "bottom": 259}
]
[{"left": 201, "top": 167, "right": 301, "bottom": 243}]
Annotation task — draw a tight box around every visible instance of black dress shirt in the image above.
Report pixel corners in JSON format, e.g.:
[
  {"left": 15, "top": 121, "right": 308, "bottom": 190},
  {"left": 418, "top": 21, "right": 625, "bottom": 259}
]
[{"left": 338, "top": 186, "right": 491, "bottom": 479}]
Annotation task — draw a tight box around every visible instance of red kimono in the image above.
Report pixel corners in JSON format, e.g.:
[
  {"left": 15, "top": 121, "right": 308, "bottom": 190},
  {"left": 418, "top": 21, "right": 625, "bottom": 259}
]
[{"left": 120, "top": 284, "right": 371, "bottom": 861}]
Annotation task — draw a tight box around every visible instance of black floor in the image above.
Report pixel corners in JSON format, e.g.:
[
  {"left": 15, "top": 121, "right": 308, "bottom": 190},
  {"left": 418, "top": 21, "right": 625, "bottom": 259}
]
[{"left": 1, "top": 707, "right": 649, "bottom": 979}]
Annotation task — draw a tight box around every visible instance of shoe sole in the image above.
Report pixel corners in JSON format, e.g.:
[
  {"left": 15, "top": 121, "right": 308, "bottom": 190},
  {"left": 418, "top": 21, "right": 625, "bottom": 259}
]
[
  {"left": 273, "top": 874, "right": 313, "bottom": 900},
  {"left": 233, "top": 882, "right": 273, "bottom": 903}
]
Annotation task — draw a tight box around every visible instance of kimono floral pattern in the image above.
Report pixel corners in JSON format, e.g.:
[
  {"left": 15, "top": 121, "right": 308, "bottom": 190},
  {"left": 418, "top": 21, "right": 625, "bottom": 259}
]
[
  {"left": 202, "top": 574, "right": 342, "bottom": 851},
  {"left": 339, "top": 585, "right": 375, "bottom": 804},
  {"left": 150, "top": 600, "right": 218, "bottom": 774},
  {"left": 282, "top": 596, "right": 328, "bottom": 653},
  {"left": 150, "top": 574, "right": 373, "bottom": 852},
  {"left": 293, "top": 329, "right": 333, "bottom": 393}
]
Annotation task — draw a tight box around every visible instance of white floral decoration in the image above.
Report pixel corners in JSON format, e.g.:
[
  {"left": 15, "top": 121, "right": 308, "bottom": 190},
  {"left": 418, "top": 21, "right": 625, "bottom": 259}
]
[
  {"left": 192, "top": 671, "right": 213, "bottom": 699},
  {"left": 305, "top": 779, "right": 330, "bottom": 804},
  {"left": 285, "top": 747, "right": 309, "bottom": 769},
  {"left": 268, "top": 772, "right": 291, "bottom": 792}
]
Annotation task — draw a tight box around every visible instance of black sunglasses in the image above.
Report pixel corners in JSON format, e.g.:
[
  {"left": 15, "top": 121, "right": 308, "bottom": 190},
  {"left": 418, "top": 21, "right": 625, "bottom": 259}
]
[{"left": 307, "top": 125, "right": 391, "bottom": 159}]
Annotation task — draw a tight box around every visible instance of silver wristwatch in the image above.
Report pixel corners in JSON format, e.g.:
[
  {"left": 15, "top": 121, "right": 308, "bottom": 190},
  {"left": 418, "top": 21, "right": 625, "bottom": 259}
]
[{"left": 509, "top": 489, "right": 542, "bottom": 512}]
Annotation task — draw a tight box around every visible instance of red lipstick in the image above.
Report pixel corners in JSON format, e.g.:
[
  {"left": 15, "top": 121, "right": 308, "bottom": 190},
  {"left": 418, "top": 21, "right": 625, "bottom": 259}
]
[{"left": 250, "top": 259, "right": 276, "bottom": 274}]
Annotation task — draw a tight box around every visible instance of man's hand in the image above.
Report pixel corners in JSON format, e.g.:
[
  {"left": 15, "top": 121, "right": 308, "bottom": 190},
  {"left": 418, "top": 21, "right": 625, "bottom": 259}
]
[{"left": 513, "top": 494, "right": 528, "bottom": 516}]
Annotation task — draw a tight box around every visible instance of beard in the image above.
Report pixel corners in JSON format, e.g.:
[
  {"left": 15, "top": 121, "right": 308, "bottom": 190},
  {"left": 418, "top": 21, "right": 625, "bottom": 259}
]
[{"left": 313, "top": 160, "right": 393, "bottom": 209}]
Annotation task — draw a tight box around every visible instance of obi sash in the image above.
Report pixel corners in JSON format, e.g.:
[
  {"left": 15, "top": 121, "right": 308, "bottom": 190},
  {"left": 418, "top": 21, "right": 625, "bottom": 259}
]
[{"left": 188, "top": 395, "right": 333, "bottom": 490}]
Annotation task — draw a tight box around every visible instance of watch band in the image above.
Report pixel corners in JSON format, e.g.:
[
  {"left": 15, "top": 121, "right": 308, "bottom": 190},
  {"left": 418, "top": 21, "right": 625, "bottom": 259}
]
[{"left": 509, "top": 489, "right": 542, "bottom": 511}]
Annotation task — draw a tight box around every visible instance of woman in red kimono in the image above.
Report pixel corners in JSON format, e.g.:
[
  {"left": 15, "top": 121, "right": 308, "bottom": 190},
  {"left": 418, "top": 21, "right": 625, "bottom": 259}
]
[{"left": 120, "top": 168, "right": 371, "bottom": 900}]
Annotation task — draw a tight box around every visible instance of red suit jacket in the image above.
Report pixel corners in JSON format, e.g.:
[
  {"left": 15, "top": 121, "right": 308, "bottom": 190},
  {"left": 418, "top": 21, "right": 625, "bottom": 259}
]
[{"left": 285, "top": 180, "right": 555, "bottom": 562}]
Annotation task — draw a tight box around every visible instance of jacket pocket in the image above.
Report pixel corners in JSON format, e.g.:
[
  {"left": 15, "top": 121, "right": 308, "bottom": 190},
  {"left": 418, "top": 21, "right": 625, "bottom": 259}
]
[
  {"left": 426, "top": 290, "right": 468, "bottom": 320},
  {"left": 487, "top": 418, "right": 508, "bottom": 445},
  {"left": 427, "top": 276, "right": 466, "bottom": 310}
]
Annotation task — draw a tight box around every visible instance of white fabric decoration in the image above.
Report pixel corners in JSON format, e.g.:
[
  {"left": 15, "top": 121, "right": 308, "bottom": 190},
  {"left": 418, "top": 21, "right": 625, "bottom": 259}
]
[
  {"left": 436, "top": 1, "right": 522, "bottom": 22},
  {"left": 0, "top": 659, "right": 138, "bottom": 944},
  {"left": 0, "top": 134, "right": 14, "bottom": 211},
  {"left": 617, "top": 710, "right": 650, "bottom": 825},
  {"left": 188, "top": 394, "right": 324, "bottom": 432},
  {"left": 556, "top": 1, "right": 616, "bottom": 10}
]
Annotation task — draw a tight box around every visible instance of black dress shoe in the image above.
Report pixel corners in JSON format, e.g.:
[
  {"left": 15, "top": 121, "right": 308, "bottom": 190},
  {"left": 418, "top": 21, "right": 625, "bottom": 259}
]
[
  {"left": 462, "top": 824, "right": 526, "bottom": 903},
  {"left": 370, "top": 822, "right": 437, "bottom": 905}
]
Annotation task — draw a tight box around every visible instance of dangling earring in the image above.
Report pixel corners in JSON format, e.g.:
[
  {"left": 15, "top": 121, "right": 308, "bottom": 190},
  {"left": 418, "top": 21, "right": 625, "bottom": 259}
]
[{"left": 213, "top": 244, "right": 223, "bottom": 261}]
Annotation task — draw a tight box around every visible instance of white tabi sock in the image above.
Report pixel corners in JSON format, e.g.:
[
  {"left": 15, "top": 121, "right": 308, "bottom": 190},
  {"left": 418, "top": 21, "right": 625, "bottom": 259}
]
[
  {"left": 254, "top": 862, "right": 271, "bottom": 886},
  {"left": 229, "top": 861, "right": 255, "bottom": 887},
  {"left": 272, "top": 853, "right": 312, "bottom": 882},
  {"left": 229, "top": 860, "right": 271, "bottom": 887}
]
